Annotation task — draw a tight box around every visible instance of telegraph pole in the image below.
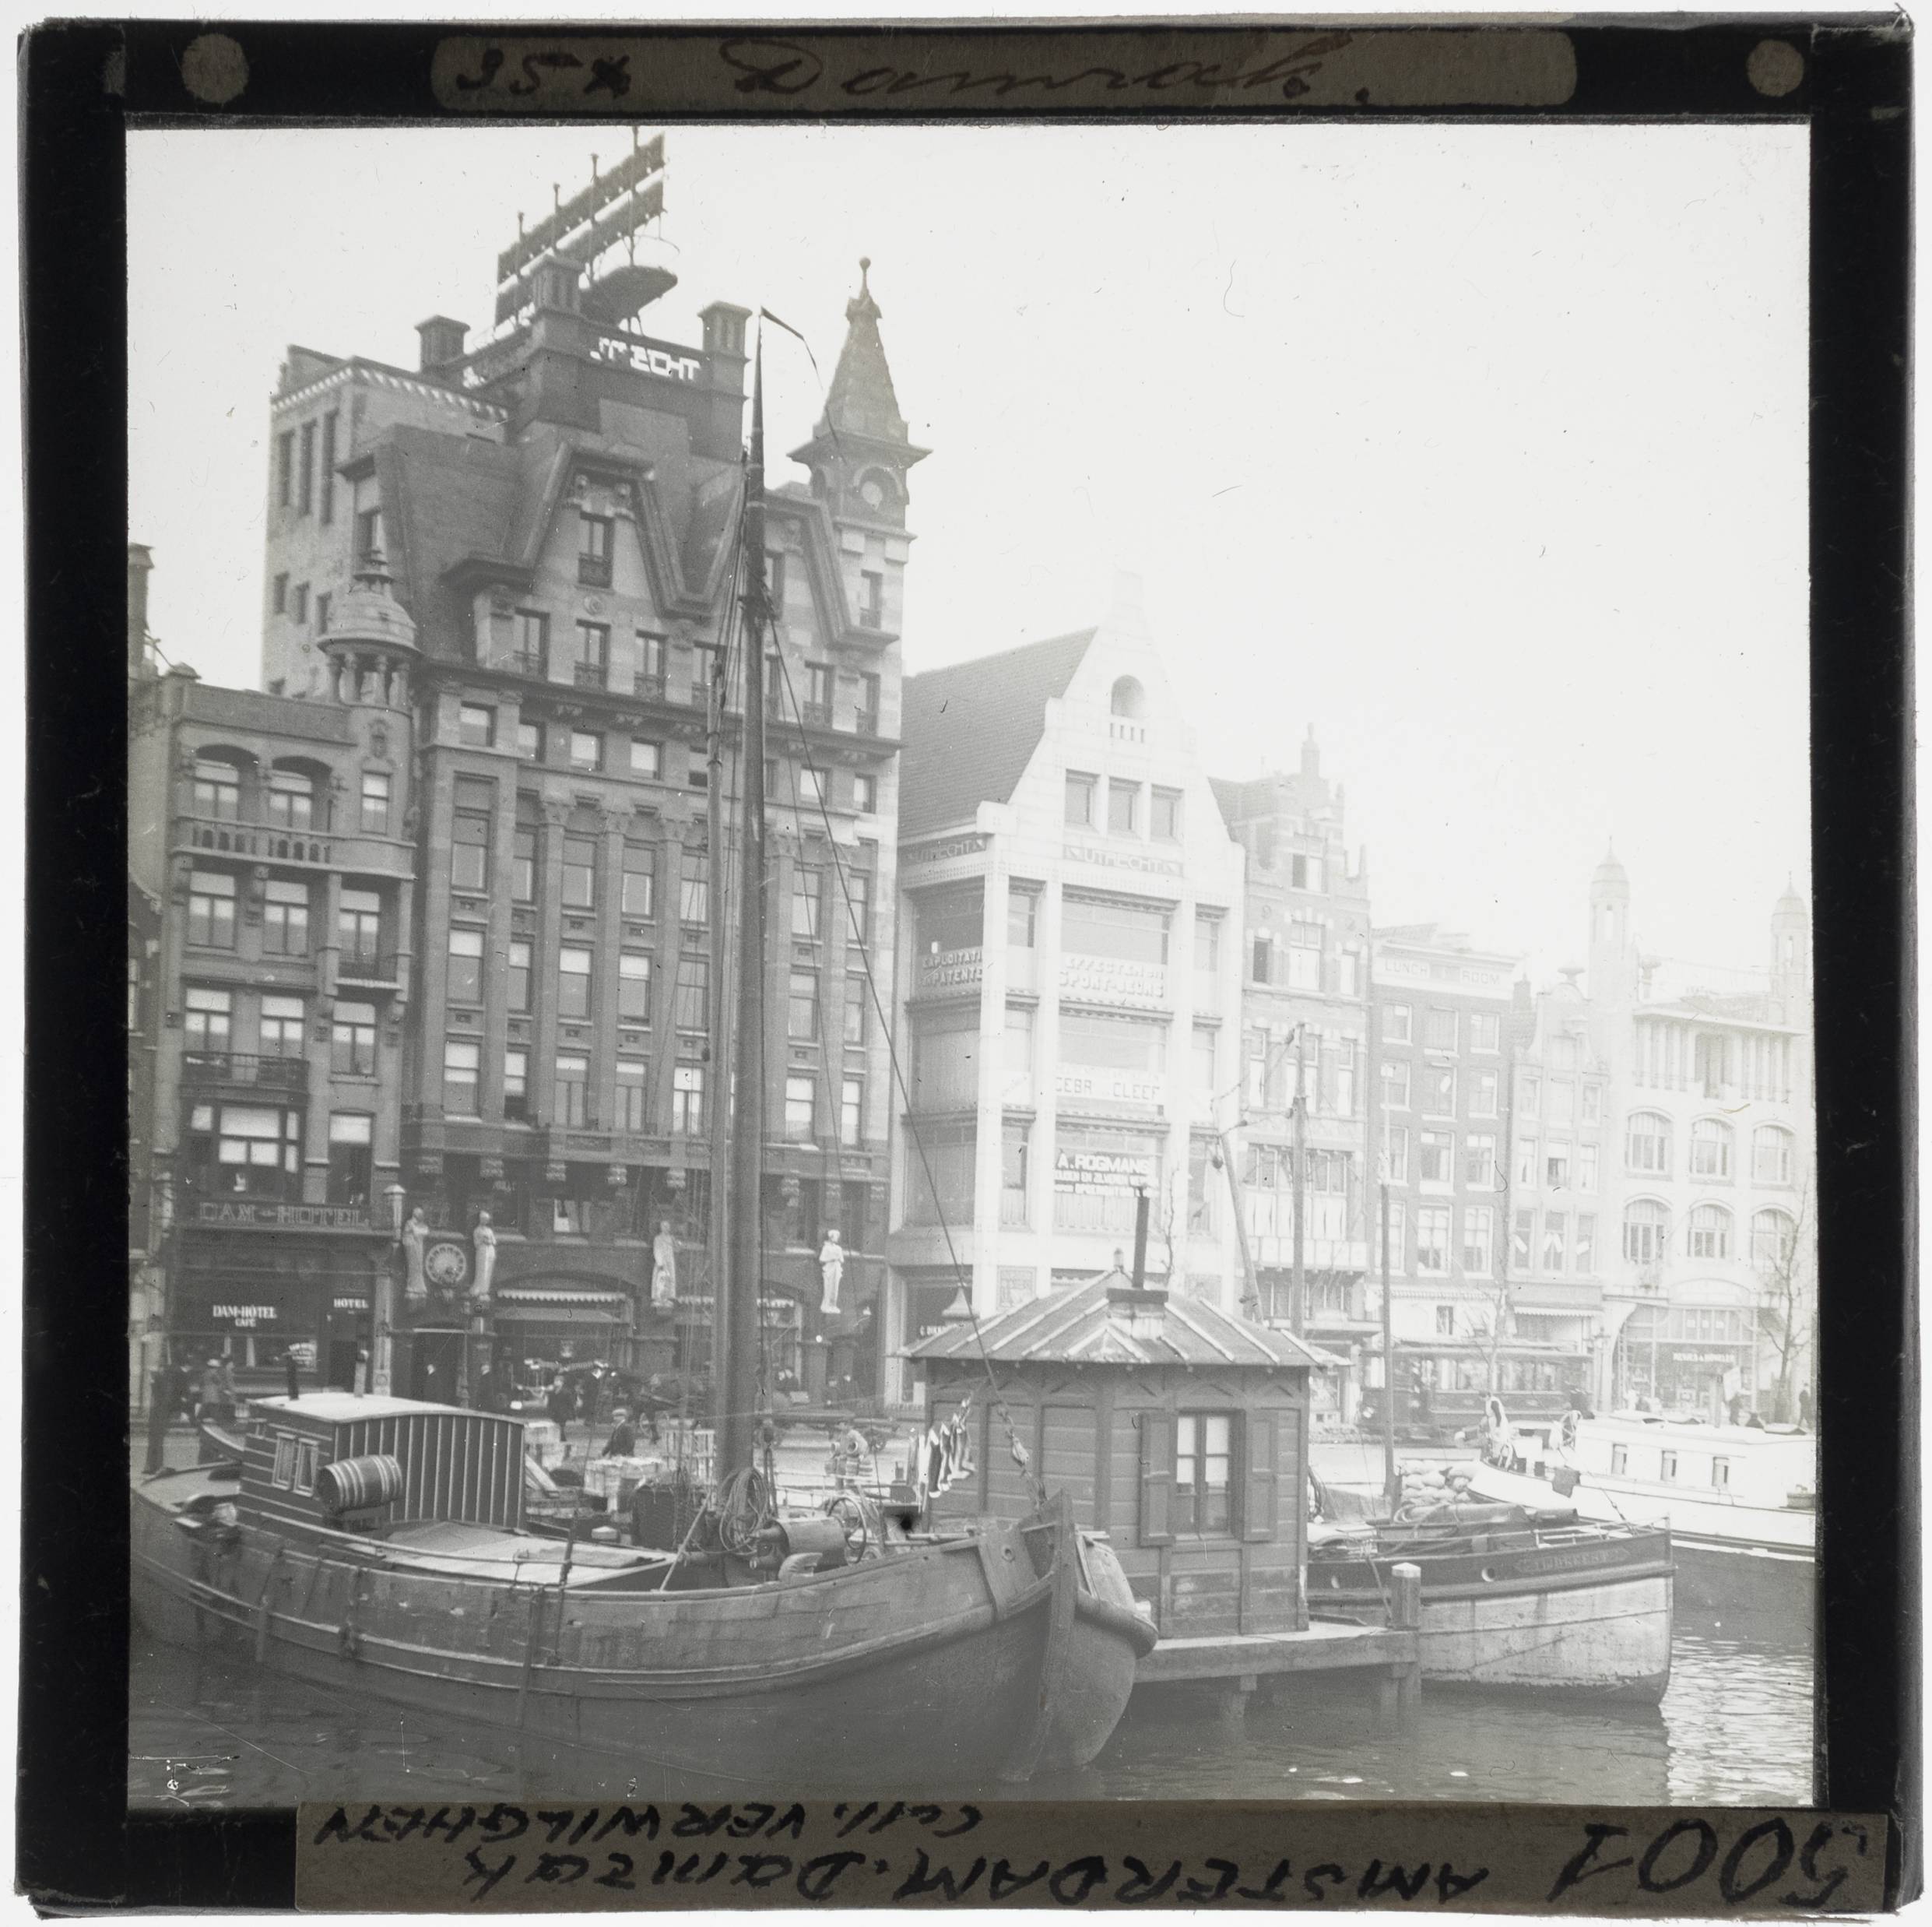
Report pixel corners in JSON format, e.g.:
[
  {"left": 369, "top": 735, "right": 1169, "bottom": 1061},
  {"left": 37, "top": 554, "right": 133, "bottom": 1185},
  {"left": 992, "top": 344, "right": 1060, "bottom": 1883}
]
[{"left": 1290, "top": 1031, "right": 1308, "bottom": 1338}]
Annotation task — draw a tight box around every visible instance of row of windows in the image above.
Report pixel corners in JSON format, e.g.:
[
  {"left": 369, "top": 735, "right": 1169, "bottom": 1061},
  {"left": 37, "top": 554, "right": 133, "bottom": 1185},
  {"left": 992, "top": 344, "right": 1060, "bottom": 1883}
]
[
  {"left": 452, "top": 704, "right": 881, "bottom": 813},
  {"left": 1381, "top": 1004, "right": 1505, "bottom": 1053},
  {"left": 186, "top": 874, "right": 385, "bottom": 965},
  {"left": 1634, "top": 1021, "right": 1796, "bottom": 1103},
  {"left": 440, "top": 1039, "right": 866, "bottom": 1145},
  {"left": 270, "top": 575, "right": 330, "bottom": 634},
  {"left": 1507, "top": 1205, "right": 1599, "bottom": 1278},
  {"left": 184, "top": 986, "right": 381, "bottom": 1078},
  {"left": 1621, "top": 1200, "right": 1799, "bottom": 1269},
  {"left": 1251, "top": 926, "right": 1360, "bottom": 996},
  {"left": 1514, "top": 1072, "right": 1604, "bottom": 1127},
  {"left": 1385, "top": 1127, "right": 1511, "bottom": 1190},
  {"left": 275, "top": 410, "right": 338, "bottom": 522},
  {"left": 1380, "top": 1199, "right": 1503, "bottom": 1277},
  {"left": 191, "top": 756, "right": 391, "bottom": 836},
  {"left": 1624, "top": 1114, "right": 1797, "bottom": 1185},
  {"left": 1063, "top": 772, "right": 1184, "bottom": 842},
  {"left": 1511, "top": 1137, "right": 1600, "bottom": 1193},
  {"left": 1379, "top": 1060, "right": 1498, "bottom": 1119},
  {"left": 182, "top": 1099, "right": 373, "bottom": 1205}
]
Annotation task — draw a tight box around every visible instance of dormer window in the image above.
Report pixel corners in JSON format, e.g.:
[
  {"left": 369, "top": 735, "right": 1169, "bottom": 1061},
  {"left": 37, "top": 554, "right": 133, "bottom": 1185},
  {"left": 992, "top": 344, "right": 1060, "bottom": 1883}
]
[{"left": 578, "top": 513, "right": 613, "bottom": 587}]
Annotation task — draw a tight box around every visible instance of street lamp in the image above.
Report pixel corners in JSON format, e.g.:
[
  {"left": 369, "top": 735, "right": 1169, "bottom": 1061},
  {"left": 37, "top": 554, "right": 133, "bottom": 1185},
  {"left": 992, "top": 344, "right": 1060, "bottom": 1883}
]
[{"left": 375, "top": 1182, "right": 406, "bottom": 1396}]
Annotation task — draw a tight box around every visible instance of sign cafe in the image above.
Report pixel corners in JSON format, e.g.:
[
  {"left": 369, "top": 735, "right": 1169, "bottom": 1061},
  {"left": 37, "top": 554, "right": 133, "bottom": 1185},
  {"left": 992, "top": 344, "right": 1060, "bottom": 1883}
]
[
  {"left": 1053, "top": 1149, "right": 1156, "bottom": 1197},
  {"left": 210, "top": 1303, "right": 279, "bottom": 1328}
]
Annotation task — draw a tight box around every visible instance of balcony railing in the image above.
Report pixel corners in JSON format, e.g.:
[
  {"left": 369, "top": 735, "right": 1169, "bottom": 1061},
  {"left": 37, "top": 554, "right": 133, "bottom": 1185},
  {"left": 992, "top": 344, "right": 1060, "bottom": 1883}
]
[
  {"left": 801, "top": 702, "right": 834, "bottom": 729},
  {"left": 336, "top": 948, "right": 402, "bottom": 986},
  {"left": 859, "top": 605, "right": 884, "bottom": 631},
  {"left": 502, "top": 649, "right": 546, "bottom": 680},
  {"left": 578, "top": 555, "right": 613, "bottom": 588},
  {"left": 574, "top": 662, "right": 609, "bottom": 691},
  {"left": 181, "top": 1050, "right": 308, "bottom": 1092},
  {"left": 853, "top": 709, "right": 880, "bottom": 737},
  {"left": 634, "top": 671, "right": 668, "bottom": 701},
  {"left": 180, "top": 812, "right": 336, "bottom": 866}
]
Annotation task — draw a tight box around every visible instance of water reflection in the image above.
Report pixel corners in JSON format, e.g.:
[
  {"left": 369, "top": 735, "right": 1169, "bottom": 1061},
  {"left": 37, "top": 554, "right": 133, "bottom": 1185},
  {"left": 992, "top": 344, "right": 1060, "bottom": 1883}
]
[{"left": 132, "top": 1598, "right": 1812, "bottom": 1811}]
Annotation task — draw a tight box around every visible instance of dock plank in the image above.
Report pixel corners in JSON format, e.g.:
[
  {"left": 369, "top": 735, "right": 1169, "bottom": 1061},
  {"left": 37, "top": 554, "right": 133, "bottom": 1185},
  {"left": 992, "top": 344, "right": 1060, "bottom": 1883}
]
[{"left": 1137, "top": 1619, "right": 1418, "bottom": 1684}]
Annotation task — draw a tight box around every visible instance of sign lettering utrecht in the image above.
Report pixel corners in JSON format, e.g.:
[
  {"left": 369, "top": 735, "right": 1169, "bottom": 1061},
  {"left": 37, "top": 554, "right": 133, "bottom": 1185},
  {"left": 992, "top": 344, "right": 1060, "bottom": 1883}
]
[
  {"left": 594, "top": 336, "right": 703, "bottom": 383},
  {"left": 1062, "top": 840, "right": 1183, "bottom": 878},
  {"left": 905, "top": 834, "right": 989, "bottom": 867},
  {"left": 1053, "top": 1149, "right": 1155, "bottom": 1197},
  {"left": 917, "top": 946, "right": 984, "bottom": 992},
  {"left": 1055, "top": 1069, "right": 1164, "bottom": 1109},
  {"left": 193, "top": 1201, "right": 373, "bottom": 1231},
  {"left": 1058, "top": 953, "right": 1167, "bottom": 1007}
]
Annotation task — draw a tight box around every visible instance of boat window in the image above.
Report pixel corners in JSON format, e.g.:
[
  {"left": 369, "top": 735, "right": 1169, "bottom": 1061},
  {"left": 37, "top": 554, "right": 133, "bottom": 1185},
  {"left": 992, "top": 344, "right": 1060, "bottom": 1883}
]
[
  {"left": 1711, "top": 1458, "right": 1731, "bottom": 1489},
  {"left": 271, "top": 1433, "right": 297, "bottom": 1489},
  {"left": 293, "top": 1439, "right": 320, "bottom": 1496},
  {"left": 1610, "top": 1444, "right": 1628, "bottom": 1475},
  {"left": 1659, "top": 1451, "right": 1678, "bottom": 1482}
]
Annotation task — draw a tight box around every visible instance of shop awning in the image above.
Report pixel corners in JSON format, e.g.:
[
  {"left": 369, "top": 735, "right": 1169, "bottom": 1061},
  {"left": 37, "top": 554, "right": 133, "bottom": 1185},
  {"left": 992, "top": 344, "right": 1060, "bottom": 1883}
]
[{"left": 495, "top": 1289, "right": 631, "bottom": 1324}]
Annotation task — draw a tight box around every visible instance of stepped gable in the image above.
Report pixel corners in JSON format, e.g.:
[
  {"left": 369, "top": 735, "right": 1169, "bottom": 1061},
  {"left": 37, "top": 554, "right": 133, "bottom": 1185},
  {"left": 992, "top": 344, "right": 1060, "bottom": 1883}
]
[{"left": 899, "top": 629, "right": 1095, "bottom": 838}]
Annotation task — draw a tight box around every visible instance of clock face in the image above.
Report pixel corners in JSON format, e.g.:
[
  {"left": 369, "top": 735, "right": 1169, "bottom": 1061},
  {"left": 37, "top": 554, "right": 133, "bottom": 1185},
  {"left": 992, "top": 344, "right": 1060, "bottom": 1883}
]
[
  {"left": 424, "top": 1239, "right": 470, "bottom": 1288},
  {"left": 859, "top": 477, "right": 886, "bottom": 509}
]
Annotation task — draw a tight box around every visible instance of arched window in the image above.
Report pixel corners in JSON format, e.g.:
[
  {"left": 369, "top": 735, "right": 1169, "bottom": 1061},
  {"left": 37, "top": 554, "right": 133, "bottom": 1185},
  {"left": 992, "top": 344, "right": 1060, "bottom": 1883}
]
[
  {"left": 1752, "top": 1124, "right": 1796, "bottom": 1187},
  {"left": 1688, "top": 1203, "right": 1732, "bottom": 1261},
  {"left": 1689, "top": 1116, "right": 1733, "bottom": 1180},
  {"left": 267, "top": 765, "right": 317, "bottom": 831},
  {"left": 1110, "top": 676, "right": 1146, "bottom": 719},
  {"left": 192, "top": 754, "right": 244, "bottom": 821},
  {"left": 1751, "top": 1208, "right": 1797, "bottom": 1271},
  {"left": 1625, "top": 1111, "right": 1671, "bottom": 1175},
  {"left": 1622, "top": 1198, "right": 1668, "bottom": 1264}
]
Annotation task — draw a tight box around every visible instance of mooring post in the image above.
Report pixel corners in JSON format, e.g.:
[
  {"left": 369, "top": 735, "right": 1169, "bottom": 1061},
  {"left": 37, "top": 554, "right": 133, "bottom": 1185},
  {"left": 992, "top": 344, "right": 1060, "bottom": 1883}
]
[{"left": 1390, "top": 1560, "right": 1424, "bottom": 1729}]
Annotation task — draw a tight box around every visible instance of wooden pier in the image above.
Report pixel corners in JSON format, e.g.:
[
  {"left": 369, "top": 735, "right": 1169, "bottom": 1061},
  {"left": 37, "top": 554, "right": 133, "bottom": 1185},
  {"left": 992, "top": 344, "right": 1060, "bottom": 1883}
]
[{"left": 1135, "top": 1563, "right": 1424, "bottom": 1730}]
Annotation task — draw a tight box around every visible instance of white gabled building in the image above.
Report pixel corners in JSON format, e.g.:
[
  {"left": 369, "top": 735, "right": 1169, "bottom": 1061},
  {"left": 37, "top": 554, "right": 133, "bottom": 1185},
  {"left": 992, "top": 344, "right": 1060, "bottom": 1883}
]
[
  {"left": 884, "top": 576, "right": 1247, "bottom": 1409},
  {"left": 1584, "top": 853, "right": 1816, "bottom": 1419}
]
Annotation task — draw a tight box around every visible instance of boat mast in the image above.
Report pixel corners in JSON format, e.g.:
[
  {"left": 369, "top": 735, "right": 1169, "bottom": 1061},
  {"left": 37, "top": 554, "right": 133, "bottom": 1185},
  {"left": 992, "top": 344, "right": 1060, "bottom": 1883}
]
[
  {"left": 703, "top": 515, "right": 732, "bottom": 1426},
  {"left": 720, "top": 336, "right": 771, "bottom": 1478}
]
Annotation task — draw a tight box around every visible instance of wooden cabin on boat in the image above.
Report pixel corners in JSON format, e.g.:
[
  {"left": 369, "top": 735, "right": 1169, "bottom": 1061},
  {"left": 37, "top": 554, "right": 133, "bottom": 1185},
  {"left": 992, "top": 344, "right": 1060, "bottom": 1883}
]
[
  {"left": 239, "top": 1393, "right": 527, "bottom": 1534},
  {"left": 908, "top": 1270, "right": 1336, "bottom": 1638}
]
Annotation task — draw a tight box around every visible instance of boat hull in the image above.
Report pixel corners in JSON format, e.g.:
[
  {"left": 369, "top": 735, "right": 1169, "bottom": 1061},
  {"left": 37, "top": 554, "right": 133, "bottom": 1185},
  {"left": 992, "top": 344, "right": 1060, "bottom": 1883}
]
[
  {"left": 132, "top": 1475, "right": 1142, "bottom": 1791},
  {"left": 1310, "top": 1529, "right": 1674, "bottom": 1702}
]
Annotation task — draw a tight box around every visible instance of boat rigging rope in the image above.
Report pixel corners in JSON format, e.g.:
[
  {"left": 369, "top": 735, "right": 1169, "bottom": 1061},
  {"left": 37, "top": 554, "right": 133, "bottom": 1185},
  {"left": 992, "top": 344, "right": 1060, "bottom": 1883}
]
[{"left": 757, "top": 608, "right": 1041, "bottom": 1509}]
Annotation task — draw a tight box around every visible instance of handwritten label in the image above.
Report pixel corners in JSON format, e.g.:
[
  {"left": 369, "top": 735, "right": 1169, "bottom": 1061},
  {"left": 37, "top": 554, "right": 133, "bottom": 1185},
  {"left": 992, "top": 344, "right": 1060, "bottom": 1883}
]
[
  {"left": 297, "top": 1802, "right": 1882, "bottom": 1911},
  {"left": 430, "top": 31, "right": 1579, "bottom": 115}
]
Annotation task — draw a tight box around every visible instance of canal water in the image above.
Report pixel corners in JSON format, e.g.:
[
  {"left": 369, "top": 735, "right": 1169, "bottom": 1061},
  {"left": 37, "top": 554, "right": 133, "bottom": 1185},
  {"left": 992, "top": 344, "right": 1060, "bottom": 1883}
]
[{"left": 129, "top": 1595, "right": 1811, "bottom": 1811}]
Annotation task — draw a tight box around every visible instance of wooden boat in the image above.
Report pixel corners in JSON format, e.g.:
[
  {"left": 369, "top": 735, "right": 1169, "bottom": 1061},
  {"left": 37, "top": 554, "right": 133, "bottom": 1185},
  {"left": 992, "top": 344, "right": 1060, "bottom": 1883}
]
[
  {"left": 133, "top": 1392, "right": 1153, "bottom": 1787},
  {"left": 1307, "top": 1503, "right": 1674, "bottom": 1702},
  {"left": 1464, "top": 1410, "right": 1814, "bottom": 1625}
]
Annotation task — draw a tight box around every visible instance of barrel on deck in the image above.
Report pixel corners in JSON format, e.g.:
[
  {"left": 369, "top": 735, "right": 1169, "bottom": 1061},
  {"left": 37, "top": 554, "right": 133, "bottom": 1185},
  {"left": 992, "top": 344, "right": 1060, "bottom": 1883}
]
[{"left": 316, "top": 1454, "right": 403, "bottom": 1516}]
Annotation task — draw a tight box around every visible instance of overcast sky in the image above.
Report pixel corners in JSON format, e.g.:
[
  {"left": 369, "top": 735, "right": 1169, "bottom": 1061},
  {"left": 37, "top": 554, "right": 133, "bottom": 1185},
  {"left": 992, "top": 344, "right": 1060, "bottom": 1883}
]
[{"left": 129, "top": 121, "right": 1809, "bottom": 987}]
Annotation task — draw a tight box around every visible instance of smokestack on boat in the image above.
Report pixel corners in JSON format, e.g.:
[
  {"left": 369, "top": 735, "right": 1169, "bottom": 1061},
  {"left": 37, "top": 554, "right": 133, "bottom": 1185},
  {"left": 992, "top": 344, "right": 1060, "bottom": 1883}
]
[{"left": 1107, "top": 1193, "right": 1167, "bottom": 1341}]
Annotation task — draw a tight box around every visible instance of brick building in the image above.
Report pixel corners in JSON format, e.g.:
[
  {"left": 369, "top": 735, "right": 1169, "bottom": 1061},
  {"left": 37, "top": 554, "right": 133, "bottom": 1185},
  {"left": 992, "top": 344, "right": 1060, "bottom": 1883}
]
[
  {"left": 258, "top": 253, "right": 913, "bottom": 1402},
  {"left": 1211, "top": 733, "right": 1377, "bottom": 1419},
  {"left": 127, "top": 547, "right": 417, "bottom": 1397}
]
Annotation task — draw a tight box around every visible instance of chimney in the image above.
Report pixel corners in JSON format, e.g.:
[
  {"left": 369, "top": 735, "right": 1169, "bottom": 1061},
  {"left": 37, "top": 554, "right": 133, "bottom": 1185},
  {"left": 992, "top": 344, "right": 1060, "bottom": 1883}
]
[
  {"left": 1106, "top": 1199, "right": 1168, "bottom": 1343},
  {"left": 416, "top": 316, "right": 469, "bottom": 375},
  {"left": 127, "top": 542, "right": 153, "bottom": 680}
]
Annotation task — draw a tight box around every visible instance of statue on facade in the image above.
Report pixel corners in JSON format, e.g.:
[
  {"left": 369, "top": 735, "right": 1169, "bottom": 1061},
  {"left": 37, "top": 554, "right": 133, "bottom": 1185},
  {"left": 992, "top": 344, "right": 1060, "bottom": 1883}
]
[
  {"left": 471, "top": 1211, "right": 497, "bottom": 1311},
  {"left": 818, "top": 1228, "right": 845, "bottom": 1316},
  {"left": 402, "top": 1205, "right": 429, "bottom": 1307},
  {"left": 651, "top": 1221, "right": 678, "bottom": 1308}
]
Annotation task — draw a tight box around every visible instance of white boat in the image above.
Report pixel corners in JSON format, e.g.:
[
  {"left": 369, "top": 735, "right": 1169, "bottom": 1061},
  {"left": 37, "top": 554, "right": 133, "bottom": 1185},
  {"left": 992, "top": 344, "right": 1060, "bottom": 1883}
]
[{"left": 1465, "top": 1411, "right": 1814, "bottom": 1626}]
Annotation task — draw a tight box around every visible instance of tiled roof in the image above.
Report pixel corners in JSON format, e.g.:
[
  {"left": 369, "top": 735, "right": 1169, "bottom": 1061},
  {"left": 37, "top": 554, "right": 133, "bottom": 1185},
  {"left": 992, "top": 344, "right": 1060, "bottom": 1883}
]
[
  {"left": 379, "top": 429, "right": 522, "bottom": 663},
  {"left": 899, "top": 629, "right": 1095, "bottom": 838},
  {"left": 908, "top": 1270, "right": 1336, "bottom": 1371}
]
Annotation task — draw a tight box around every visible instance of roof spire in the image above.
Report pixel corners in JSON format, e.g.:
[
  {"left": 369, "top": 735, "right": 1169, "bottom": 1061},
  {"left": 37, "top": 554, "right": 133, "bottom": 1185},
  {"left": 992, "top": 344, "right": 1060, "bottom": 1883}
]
[{"left": 816, "top": 255, "right": 907, "bottom": 446}]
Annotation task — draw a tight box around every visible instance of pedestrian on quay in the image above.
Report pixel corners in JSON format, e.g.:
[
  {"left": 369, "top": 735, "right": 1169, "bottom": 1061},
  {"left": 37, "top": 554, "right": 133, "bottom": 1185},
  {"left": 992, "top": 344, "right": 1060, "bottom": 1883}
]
[
  {"left": 198, "top": 1356, "right": 232, "bottom": 1427},
  {"left": 143, "top": 1357, "right": 187, "bottom": 1475},
  {"left": 604, "top": 1408, "right": 638, "bottom": 1459}
]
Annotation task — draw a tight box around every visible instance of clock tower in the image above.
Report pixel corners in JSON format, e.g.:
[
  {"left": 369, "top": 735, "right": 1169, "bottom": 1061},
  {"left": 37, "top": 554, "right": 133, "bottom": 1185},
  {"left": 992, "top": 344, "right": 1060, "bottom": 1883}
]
[{"left": 791, "top": 260, "right": 928, "bottom": 637}]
